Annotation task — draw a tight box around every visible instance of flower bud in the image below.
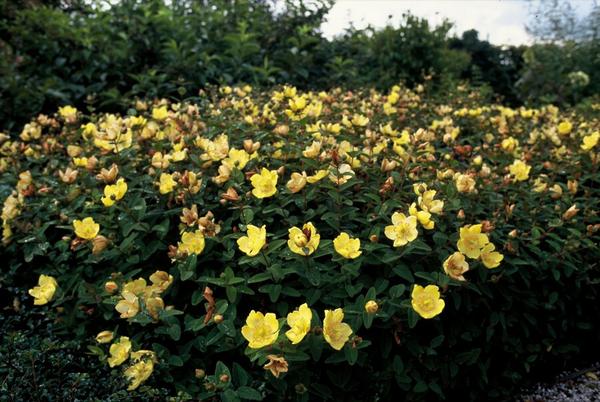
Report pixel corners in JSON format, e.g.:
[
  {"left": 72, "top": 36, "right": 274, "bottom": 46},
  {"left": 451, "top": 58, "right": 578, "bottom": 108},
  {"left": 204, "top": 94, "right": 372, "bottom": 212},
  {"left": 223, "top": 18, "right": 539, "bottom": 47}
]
[
  {"left": 364, "top": 300, "right": 379, "bottom": 314},
  {"left": 562, "top": 204, "right": 579, "bottom": 221},
  {"left": 95, "top": 330, "right": 114, "bottom": 344},
  {"left": 195, "top": 369, "right": 206, "bottom": 379},
  {"left": 508, "top": 229, "right": 518, "bottom": 238},
  {"left": 219, "top": 374, "right": 230, "bottom": 383},
  {"left": 92, "top": 235, "right": 110, "bottom": 255},
  {"left": 104, "top": 281, "right": 118, "bottom": 294},
  {"left": 213, "top": 314, "right": 224, "bottom": 324},
  {"left": 457, "top": 209, "right": 465, "bottom": 219}
]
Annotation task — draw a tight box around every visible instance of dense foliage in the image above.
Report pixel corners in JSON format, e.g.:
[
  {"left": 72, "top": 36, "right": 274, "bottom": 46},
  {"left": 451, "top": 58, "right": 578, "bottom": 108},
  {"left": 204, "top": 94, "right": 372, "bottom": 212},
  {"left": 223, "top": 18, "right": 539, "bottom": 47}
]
[
  {"left": 2, "top": 0, "right": 598, "bottom": 134},
  {"left": 1, "top": 83, "right": 599, "bottom": 400}
]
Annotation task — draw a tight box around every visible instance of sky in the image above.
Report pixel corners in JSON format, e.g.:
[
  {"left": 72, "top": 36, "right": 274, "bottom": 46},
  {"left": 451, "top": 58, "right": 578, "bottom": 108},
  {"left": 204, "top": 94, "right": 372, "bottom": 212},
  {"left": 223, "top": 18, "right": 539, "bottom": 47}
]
[{"left": 320, "top": 0, "right": 596, "bottom": 46}]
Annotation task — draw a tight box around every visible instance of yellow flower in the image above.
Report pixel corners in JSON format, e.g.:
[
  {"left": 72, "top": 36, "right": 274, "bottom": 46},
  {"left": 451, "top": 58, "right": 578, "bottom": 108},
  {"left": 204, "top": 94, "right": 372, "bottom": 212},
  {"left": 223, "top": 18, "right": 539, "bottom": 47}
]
[
  {"left": 457, "top": 224, "right": 489, "bottom": 259},
  {"left": 286, "top": 172, "right": 307, "bottom": 193},
  {"left": 149, "top": 270, "right": 173, "bottom": 293},
  {"left": 418, "top": 190, "right": 444, "bottom": 215},
  {"left": 501, "top": 137, "right": 519, "bottom": 152},
  {"left": 101, "top": 178, "right": 128, "bottom": 207},
  {"left": 581, "top": 132, "right": 599, "bottom": 151},
  {"left": 384, "top": 212, "right": 418, "bottom": 247},
  {"left": 351, "top": 114, "right": 369, "bottom": 126},
  {"left": 28, "top": 274, "right": 58, "bottom": 305},
  {"left": 263, "top": 355, "right": 289, "bottom": 378},
  {"left": 159, "top": 173, "right": 177, "bottom": 194},
  {"left": 333, "top": 232, "right": 361, "bottom": 259},
  {"left": 152, "top": 105, "right": 168, "bottom": 121},
  {"left": 178, "top": 230, "right": 205, "bottom": 255},
  {"left": 58, "top": 105, "right": 77, "bottom": 122},
  {"left": 73, "top": 217, "right": 100, "bottom": 240},
  {"left": 237, "top": 224, "right": 267, "bottom": 257},
  {"left": 455, "top": 173, "right": 476, "bottom": 193},
  {"left": 411, "top": 285, "right": 445, "bottom": 319},
  {"left": 285, "top": 303, "right": 312, "bottom": 344},
  {"left": 329, "top": 164, "right": 355, "bottom": 185},
  {"left": 306, "top": 169, "right": 328, "bottom": 183},
  {"left": 509, "top": 160, "right": 531, "bottom": 181},
  {"left": 409, "top": 203, "right": 434, "bottom": 230},
  {"left": 108, "top": 336, "right": 131, "bottom": 367},
  {"left": 124, "top": 359, "right": 154, "bottom": 390},
  {"left": 250, "top": 168, "right": 278, "bottom": 198},
  {"left": 73, "top": 157, "right": 88, "bottom": 167},
  {"left": 322, "top": 308, "right": 352, "bottom": 350},
  {"left": 443, "top": 252, "right": 469, "bottom": 281},
  {"left": 241, "top": 310, "right": 280, "bottom": 349},
  {"left": 95, "top": 330, "right": 114, "bottom": 344},
  {"left": 115, "top": 291, "right": 140, "bottom": 319},
  {"left": 557, "top": 120, "right": 572, "bottom": 135},
  {"left": 287, "top": 222, "right": 320, "bottom": 256},
  {"left": 480, "top": 243, "right": 504, "bottom": 269},
  {"left": 302, "top": 141, "right": 322, "bottom": 158},
  {"left": 224, "top": 148, "right": 251, "bottom": 170}
]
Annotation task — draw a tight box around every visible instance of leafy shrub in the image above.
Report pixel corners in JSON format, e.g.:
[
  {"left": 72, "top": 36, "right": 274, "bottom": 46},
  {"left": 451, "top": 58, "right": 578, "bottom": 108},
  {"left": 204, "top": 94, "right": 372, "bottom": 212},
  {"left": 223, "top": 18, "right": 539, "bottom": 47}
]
[{"left": 1, "top": 83, "right": 600, "bottom": 400}]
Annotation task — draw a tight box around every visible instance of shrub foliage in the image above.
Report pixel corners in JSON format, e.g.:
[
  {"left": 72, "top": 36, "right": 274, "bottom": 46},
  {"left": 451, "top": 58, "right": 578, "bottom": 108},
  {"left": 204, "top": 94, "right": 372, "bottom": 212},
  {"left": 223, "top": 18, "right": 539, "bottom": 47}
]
[{"left": 1, "top": 84, "right": 600, "bottom": 400}]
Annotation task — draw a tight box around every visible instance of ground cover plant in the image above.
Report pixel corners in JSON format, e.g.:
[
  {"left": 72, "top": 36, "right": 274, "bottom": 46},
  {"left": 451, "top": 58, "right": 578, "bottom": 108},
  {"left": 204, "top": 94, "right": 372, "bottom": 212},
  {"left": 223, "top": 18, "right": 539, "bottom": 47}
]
[{"left": 1, "top": 83, "right": 599, "bottom": 400}]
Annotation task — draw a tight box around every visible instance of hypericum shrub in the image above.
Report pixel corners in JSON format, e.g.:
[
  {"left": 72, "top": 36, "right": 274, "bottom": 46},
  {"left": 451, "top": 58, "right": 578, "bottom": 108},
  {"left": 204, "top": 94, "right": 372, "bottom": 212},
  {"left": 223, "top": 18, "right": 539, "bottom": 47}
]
[{"left": 1, "top": 84, "right": 599, "bottom": 400}]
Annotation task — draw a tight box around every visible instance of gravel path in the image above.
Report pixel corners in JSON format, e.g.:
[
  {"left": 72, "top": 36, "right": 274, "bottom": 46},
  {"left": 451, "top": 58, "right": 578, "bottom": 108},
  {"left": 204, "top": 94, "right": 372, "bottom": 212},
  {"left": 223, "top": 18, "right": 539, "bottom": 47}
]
[{"left": 518, "top": 363, "right": 600, "bottom": 402}]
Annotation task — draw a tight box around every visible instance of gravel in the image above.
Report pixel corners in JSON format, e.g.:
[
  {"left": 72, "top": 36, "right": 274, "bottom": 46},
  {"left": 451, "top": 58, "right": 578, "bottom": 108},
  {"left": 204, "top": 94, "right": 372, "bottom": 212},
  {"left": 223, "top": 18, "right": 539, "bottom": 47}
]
[{"left": 518, "top": 362, "right": 600, "bottom": 402}]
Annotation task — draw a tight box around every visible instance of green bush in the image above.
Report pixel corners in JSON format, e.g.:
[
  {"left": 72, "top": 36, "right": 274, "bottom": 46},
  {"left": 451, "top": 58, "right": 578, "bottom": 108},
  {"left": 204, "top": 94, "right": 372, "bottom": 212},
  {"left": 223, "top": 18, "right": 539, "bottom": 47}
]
[{"left": 1, "top": 83, "right": 599, "bottom": 400}]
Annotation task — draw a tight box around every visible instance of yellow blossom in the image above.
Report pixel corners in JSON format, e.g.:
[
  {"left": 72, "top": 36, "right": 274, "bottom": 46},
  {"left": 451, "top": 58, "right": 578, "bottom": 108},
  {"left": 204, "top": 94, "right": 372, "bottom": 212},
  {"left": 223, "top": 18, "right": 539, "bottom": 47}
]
[
  {"left": 241, "top": 310, "right": 280, "bottom": 349},
  {"left": 108, "top": 336, "right": 131, "bottom": 367},
  {"left": 101, "top": 178, "right": 128, "bottom": 207},
  {"left": 333, "top": 232, "right": 362, "bottom": 259},
  {"left": 250, "top": 168, "right": 278, "bottom": 198},
  {"left": 152, "top": 106, "right": 168, "bottom": 121},
  {"left": 58, "top": 105, "right": 78, "bottom": 122},
  {"left": 285, "top": 303, "right": 312, "bottom": 344},
  {"left": 306, "top": 169, "right": 328, "bottom": 183},
  {"left": 364, "top": 300, "right": 379, "bottom": 314},
  {"left": 509, "top": 160, "right": 531, "bottom": 181},
  {"left": 124, "top": 358, "right": 154, "bottom": 390},
  {"left": 323, "top": 308, "right": 353, "bottom": 350},
  {"left": 237, "top": 225, "right": 267, "bottom": 257},
  {"left": 286, "top": 172, "right": 308, "bottom": 193},
  {"left": 581, "top": 132, "right": 599, "bottom": 151},
  {"left": 411, "top": 285, "right": 445, "bottom": 319},
  {"left": 455, "top": 173, "right": 476, "bottom": 193},
  {"left": 28, "top": 274, "right": 58, "bottom": 305},
  {"left": 443, "top": 252, "right": 469, "bottom": 281},
  {"left": 224, "top": 148, "right": 251, "bottom": 170},
  {"left": 115, "top": 291, "right": 140, "bottom": 319},
  {"left": 557, "top": 121, "right": 572, "bottom": 135},
  {"left": 73, "top": 217, "right": 100, "bottom": 240},
  {"left": 457, "top": 224, "right": 489, "bottom": 259},
  {"left": 178, "top": 230, "right": 205, "bottom": 255},
  {"left": 287, "top": 222, "right": 320, "bottom": 256},
  {"left": 96, "top": 330, "right": 114, "bottom": 344},
  {"left": 409, "top": 203, "right": 434, "bottom": 230},
  {"left": 480, "top": 243, "right": 504, "bottom": 269},
  {"left": 384, "top": 212, "right": 418, "bottom": 247},
  {"left": 263, "top": 355, "right": 289, "bottom": 378},
  {"left": 149, "top": 270, "right": 173, "bottom": 293},
  {"left": 159, "top": 173, "right": 177, "bottom": 194}
]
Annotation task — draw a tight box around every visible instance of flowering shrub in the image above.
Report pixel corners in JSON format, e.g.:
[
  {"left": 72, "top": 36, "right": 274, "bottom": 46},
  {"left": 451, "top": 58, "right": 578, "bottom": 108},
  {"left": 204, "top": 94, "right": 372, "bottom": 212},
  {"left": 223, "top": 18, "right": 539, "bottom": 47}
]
[{"left": 1, "top": 84, "right": 600, "bottom": 400}]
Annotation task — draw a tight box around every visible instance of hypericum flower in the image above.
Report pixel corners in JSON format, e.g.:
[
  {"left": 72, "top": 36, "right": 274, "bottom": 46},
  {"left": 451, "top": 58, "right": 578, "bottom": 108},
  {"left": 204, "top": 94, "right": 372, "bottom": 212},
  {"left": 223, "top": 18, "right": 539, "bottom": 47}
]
[
  {"left": 159, "top": 173, "right": 177, "bottom": 194},
  {"left": 286, "top": 172, "right": 307, "bottom": 193},
  {"left": 581, "top": 132, "right": 599, "bottom": 151},
  {"left": 384, "top": 212, "right": 418, "bottom": 247},
  {"left": 178, "top": 230, "right": 205, "bottom": 255},
  {"left": 241, "top": 310, "right": 280, "bottom": 349},
  {"left": 418, "top": 190, "right": 444, "bottom": 215},
  {"left": 351, "top": 113, "right": 369, "bottom": 126},
  {"left": 58, "top": 105, "right": 78, "bottom": 122},
  {"left": 455, "top": 173, "right": 476, "bottom": 193},
  {"left": 443, "top": 252, "right": 469, "bottom": 281},
  {"left": 306, "top": 169, "right": 328, "bottom": 183},
  {"left": 108, "top": 336, "right": 131, "bottom": 367},
  {"left": 124, "top": 358, "right": 154, "bottom": 390},
  {"left": 224, "top": 148, "right": 251, "bottom": 170},
  {"left": 237, "top": 224, "right": 267, "bottom": 257},
  {"left": 263, "top": 355, "right": 289, "bottom": 378},
  {"left": 115, "top": 291, "right": 140, "bottom": 319},
  {"left": 323, "top": 308, "right": 352, "bottom": 350},
  {"left": 95, "top": 330, "right": 114, "bottom": 344},
  {"left": 364, "top": 300, "right": 379, "bottom": 314},
  {"left": 329, "top": 163, "right": 355, "bottom": 185},
  {"left": 149, "top": 270, "right": 173, "bottom": 293},
  {"left": 250, "top": 168, "right": 278, "bottom": 198},
  {"left": 501, "top": 137, "right": 519, "bottom": 152},
  {"left": 409, "top": 203, "right": 434, "bottom": 230},
  {"left": 285, "top": 303, "right": 312, "bottom": 344},
  {"left": 457, "top": 224, "right": 489, "bottom": 259},
  {"left": 101, "top": 178, "right": 128, "bottom": 207},
  {"left": 509, "top": 160, "right": 531, "bottom": 182},
  {"left": 480, "top": 243, "right": 504, "bottom": 269},
  {"left": 333, "top": 232, "right": 362, "bottom": 259},
  {"left": 73, "top": 217, "right": 100, "bottom": 240},
  {"left": 557, "top": 121, "right": 572, "bottom": 135},
  {"left": 152, "top": 105, "right": 168, "bottom": 121},
  {"left": 287, "top": 222, "right": 320, "bottom": 256},
  {"left": 411, "top": 285, "right": 445, "bottom": 319},
  {"left": 28, "top": 274, "right": 58, "bottom": 305}
]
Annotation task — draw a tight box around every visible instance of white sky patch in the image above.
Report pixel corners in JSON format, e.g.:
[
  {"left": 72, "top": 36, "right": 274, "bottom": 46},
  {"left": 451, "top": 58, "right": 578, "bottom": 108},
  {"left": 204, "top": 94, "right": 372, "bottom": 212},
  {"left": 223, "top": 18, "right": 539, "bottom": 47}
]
[{"left": 320, "top": 0, "right": 595, "bottom": 46}]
